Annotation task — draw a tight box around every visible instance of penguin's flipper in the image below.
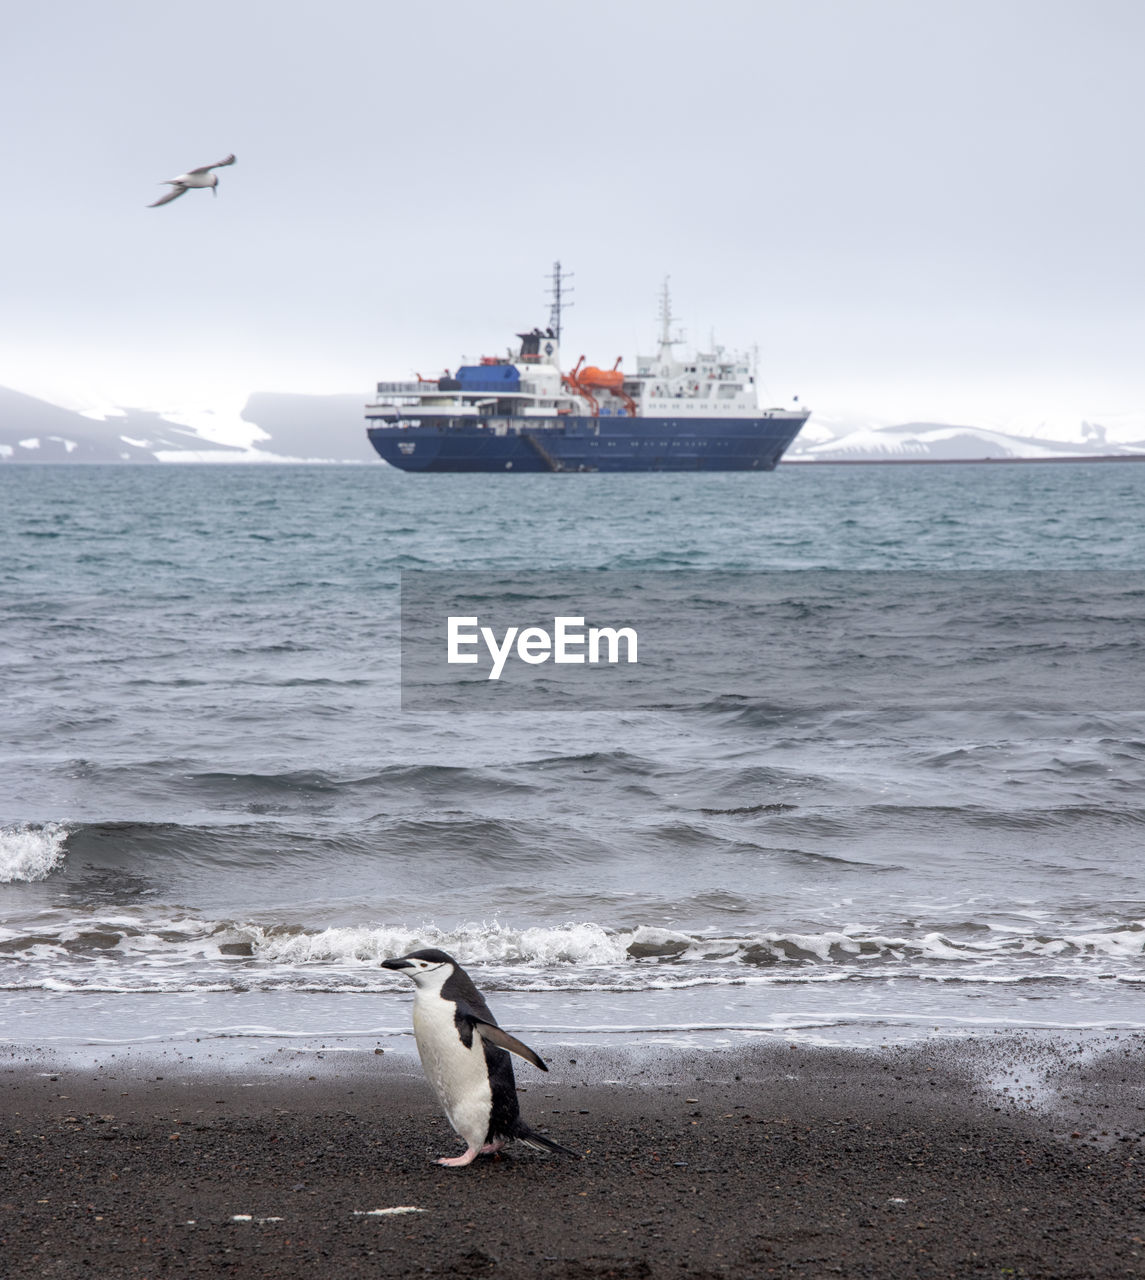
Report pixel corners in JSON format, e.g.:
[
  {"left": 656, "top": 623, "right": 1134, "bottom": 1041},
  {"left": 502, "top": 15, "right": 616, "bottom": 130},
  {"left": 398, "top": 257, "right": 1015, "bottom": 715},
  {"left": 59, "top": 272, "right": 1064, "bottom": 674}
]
[{"left": 473, "top": 1021, "right": 549, "bottom": 1071}]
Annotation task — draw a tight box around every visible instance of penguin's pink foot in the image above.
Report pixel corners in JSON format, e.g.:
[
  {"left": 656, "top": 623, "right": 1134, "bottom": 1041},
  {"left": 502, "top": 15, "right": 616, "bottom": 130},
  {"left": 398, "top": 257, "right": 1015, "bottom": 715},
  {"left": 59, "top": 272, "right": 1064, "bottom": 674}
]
[
  {"left": 479, "top": 1141, "right": 505, "bottom": 1155},
  {"left": 437, "top": 1147, "right": 480, "bottom": 1167}
]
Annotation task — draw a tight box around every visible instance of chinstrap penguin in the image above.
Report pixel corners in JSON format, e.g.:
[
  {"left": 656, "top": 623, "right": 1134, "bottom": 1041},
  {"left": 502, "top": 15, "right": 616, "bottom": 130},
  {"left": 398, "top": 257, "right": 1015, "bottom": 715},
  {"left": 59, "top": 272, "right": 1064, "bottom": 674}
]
[{"left": 382, "top": 948, "right": 578, "bottom": 1166}]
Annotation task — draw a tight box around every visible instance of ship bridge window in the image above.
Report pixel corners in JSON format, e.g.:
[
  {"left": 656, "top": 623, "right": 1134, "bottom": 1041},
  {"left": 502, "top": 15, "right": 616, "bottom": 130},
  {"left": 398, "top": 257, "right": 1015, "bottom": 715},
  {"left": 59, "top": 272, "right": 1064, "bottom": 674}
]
[{"left": 717, "top": 384, "right": 742, "bottom": 398}]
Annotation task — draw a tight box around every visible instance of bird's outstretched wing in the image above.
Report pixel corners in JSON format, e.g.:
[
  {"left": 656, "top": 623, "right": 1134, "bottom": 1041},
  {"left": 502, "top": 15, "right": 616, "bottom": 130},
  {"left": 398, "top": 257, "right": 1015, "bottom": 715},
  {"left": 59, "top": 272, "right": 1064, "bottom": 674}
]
[
  {"left": 473, "top": 1021, "right": 549, "bottom": 1071},
  {"left": 148, "top": 186, "right": 188, "bottom": 208},
  {"left": 188, "top": 154, "right": 236, "bottom": 175},
  {"left": 449, "top": 992, "right": 548, "bottom": 1069}
]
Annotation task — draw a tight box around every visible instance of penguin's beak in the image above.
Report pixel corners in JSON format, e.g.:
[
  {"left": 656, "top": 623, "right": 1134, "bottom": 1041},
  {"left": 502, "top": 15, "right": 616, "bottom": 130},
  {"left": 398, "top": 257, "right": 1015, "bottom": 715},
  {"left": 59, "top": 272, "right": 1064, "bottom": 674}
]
[{"left": 381, "top": 957, "right": 413, "bottom": 970}]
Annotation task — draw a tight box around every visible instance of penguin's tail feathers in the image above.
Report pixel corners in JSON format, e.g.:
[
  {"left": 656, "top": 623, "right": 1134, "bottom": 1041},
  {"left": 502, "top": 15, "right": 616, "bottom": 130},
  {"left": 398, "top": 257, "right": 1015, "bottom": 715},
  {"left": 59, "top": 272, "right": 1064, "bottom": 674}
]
[{"left": 515, "top": 1121, "right": 581, "bottom": 1159}]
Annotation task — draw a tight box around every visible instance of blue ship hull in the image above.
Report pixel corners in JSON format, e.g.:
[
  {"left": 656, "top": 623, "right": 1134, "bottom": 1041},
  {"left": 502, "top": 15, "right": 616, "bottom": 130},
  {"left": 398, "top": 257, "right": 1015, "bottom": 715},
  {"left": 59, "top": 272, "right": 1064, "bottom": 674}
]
[{"left": 367, "top": 413, "right": 808, "bottom": 472}]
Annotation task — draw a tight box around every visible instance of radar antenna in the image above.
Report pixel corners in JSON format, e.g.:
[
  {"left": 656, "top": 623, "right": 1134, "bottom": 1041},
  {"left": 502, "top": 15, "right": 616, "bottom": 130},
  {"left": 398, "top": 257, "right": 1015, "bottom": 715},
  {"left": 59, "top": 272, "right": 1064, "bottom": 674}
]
[
  {"left": 658, "top": 276, "right": 684, "bottom": 356},
  {"left": 546, "top": 260, "right": 573, "bottom": 341}
]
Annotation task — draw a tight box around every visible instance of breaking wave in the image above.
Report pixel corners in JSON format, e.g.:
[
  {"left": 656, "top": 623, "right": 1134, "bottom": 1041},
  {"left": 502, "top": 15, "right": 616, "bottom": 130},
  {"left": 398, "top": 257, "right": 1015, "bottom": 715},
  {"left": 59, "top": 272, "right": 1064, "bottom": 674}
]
[
  {"left": 0, "top": 823, "right": 67, "bottom": 883},
  {"left": 2, "top": 914, "right": 1143, "bottom": 995}
]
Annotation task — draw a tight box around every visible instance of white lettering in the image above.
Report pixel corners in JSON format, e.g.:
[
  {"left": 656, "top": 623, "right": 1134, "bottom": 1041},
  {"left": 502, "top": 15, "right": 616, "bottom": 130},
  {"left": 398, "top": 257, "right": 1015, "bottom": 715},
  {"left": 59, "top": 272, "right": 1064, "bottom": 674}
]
[
  {"left": 480, "top": 625, "right": 519, "bottom": 680},
  {"left": 553, "top": 616, "right": 586, "bottom": 663},
  {"left": 447, "top": 617, "right": 638, "bottom": 679},
  {"left": 589, "top": 626, "right": 638, "bottom": 664},
  {"left": 516, "top": 627, "right": 552, "bottom": 664},
  {"left": 447, "top": 616, "right": 479, "bottom": 664}
]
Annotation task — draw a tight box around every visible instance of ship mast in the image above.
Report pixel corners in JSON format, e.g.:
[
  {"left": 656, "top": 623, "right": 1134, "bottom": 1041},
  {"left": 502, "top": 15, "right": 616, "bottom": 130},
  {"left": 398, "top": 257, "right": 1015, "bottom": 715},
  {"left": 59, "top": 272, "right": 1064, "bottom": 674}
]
[
  {"left": 546, "top": 260, "right": 573, "bottom": 341},
  {"left": 658, "top": 276, "right": 681, "bottom": 362}
]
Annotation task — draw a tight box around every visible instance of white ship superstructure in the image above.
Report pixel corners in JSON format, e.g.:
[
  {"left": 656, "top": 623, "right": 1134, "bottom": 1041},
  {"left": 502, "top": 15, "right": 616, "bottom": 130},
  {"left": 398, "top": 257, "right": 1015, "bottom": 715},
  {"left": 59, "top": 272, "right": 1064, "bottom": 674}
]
[{"left": 621, "top": 280, "right": 764, "bottom": 419}]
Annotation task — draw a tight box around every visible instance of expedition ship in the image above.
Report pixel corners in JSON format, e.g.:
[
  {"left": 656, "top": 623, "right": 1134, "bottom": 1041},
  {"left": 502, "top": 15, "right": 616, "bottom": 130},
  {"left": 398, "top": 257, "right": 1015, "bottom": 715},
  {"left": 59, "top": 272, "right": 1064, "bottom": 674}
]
[{"left": 366, "top": 270, "right": 809, "bottom": 472}]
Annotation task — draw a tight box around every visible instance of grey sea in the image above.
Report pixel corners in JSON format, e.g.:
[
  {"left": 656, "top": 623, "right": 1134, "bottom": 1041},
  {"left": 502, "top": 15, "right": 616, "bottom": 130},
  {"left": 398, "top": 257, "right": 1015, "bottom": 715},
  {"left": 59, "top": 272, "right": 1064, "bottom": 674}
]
[{"left": 2, "top": 461, "right": 1145, "bottom": 1068}]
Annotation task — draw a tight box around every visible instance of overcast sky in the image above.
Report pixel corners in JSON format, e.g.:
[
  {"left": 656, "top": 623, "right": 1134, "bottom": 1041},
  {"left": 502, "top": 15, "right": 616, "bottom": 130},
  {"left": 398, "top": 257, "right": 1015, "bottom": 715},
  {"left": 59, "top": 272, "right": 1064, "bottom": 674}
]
[{"left": 1, "top": 0, "right": 1141, "bottom": 434}]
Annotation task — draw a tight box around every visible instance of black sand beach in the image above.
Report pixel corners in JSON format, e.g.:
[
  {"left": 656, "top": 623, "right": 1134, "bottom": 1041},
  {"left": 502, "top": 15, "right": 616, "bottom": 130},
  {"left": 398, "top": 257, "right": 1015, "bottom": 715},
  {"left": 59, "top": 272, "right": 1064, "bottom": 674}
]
[{"left": 2, "top": 1038, "right": 1143, "bottom": 1278}]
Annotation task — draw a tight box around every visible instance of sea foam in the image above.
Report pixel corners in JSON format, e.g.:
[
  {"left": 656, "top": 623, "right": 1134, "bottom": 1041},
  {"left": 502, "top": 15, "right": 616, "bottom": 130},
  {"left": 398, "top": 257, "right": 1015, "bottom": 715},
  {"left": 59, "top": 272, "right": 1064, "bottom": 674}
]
[
  {"left": 249, "top": 920, "right": 628, "bottom": 968},
  {"left": 0, "top": 823, "right": 67, "bottom": 883}
]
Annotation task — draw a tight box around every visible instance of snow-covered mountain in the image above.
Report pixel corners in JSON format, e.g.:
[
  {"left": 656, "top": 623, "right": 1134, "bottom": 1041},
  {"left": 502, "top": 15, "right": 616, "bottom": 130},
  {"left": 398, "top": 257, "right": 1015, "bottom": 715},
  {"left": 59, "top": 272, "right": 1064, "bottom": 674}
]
[
  {"left": 0, "top": 386, "right": 247, "bottom": 463},
  {"left": 0, "top": 386, "right": 376, "bottom": 464},
  {"left": 235, "top": 393, "right": 379, "bottom": 463},
  {"left": 786, "top": 413, "right": 1145, "bottom": 462}
]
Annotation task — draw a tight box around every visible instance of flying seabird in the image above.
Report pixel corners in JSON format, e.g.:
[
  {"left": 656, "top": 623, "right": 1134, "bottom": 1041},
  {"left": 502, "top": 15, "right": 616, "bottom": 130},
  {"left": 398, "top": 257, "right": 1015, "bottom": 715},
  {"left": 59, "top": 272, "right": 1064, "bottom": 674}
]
[{"left": 148, "top": 154, "right": 236, "bottom": 208}]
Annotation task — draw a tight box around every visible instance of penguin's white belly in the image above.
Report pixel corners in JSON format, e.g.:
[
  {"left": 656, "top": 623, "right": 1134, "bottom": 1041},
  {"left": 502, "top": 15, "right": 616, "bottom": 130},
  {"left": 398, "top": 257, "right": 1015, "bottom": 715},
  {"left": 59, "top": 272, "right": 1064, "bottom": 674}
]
[{"left": 412, "top": 991, "right": 492, "bottom": 1149}]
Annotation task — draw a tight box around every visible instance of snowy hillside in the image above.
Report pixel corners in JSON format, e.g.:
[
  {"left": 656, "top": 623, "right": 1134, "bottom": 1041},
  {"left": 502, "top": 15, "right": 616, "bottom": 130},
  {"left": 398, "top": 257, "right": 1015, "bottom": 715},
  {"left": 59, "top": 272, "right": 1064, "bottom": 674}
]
[
  {"left": 786, "top": 413, "right": 1145, "bottom": 462},
  {"left": 0, "top": 386, "right": 376, "bottom": 464}
]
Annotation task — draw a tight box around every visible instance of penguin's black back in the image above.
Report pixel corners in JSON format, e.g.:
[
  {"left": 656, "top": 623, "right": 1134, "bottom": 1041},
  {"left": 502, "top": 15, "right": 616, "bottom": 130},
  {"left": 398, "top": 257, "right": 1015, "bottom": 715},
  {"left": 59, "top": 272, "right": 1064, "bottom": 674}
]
[
  {"left": 439, "top": 958, "right": 498, "bottom": 1025},
  {"left": 481, "top": 1039, "right": 522, "bottom": 1141}
]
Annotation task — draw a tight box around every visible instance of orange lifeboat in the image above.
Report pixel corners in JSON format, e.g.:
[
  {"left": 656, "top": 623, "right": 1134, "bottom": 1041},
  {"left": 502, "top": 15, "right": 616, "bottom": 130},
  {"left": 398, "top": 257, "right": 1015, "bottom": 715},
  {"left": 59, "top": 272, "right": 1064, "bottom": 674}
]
[
  {"left": 577, "top": 366, "right": 625, "bottom": 392},
  {"left": 574, "top": 358, "right": 637, "bottom": 417}
]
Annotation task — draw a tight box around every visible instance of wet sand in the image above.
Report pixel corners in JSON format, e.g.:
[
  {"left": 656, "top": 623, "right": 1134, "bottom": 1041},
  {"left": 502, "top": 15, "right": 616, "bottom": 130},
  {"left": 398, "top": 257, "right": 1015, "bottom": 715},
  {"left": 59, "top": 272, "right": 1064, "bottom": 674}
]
[{"left": 2, "top": 1037, "right": 1143, "bottom": 1278}]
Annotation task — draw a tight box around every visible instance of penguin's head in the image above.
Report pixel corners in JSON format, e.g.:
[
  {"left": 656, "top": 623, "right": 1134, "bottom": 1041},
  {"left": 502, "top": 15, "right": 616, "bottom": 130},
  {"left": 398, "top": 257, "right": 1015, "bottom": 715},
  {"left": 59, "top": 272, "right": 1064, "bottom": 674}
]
[{"left": 381, "top": 948, "right": 457, "bottom": 989}]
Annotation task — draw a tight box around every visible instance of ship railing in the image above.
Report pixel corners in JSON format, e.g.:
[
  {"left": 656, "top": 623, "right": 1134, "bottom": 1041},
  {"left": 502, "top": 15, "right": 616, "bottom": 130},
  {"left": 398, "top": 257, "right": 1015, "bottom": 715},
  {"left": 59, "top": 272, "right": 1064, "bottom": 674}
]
[
  {"left": 375, "top": 380, "right": 446, "bottom": 395},
  {"left": 451, "top": 380, "right": 526, "bottom": 395}
]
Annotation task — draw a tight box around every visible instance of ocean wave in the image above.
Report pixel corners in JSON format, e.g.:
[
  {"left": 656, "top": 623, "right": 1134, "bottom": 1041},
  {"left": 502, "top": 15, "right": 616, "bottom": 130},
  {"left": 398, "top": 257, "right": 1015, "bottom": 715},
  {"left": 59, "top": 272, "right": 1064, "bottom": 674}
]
[
  {"left": 2, "top": 915, "right": 1143, "bottom": 976},
  {"left": 0, "top": 822, "right": 68, "bottom": 882},
  {"left": 858, "top": 802, "right": 1145, "bottom": 830},
  {"left": 47, "top": 760, "right": 543, "bottom": 807},
  {"left": 527, "top": 750, "right": 660, "bottom": 778},
  {"left": 249, "top": 919, "right": 630, "bottom": 966}
]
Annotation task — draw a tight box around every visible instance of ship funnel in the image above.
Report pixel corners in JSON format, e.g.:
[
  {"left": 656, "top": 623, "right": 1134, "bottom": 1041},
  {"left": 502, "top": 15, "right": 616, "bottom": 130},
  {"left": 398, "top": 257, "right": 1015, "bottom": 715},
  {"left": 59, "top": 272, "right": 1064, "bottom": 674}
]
[{"left": 516, "top": 327, "right": 560, "bottom": 368}]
